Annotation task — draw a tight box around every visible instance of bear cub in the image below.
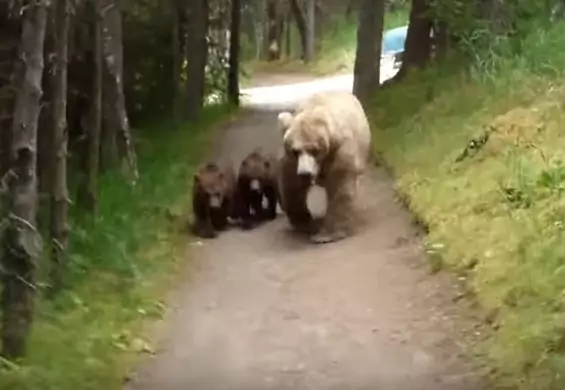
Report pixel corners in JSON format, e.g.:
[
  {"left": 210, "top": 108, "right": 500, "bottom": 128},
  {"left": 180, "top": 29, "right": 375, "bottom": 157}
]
[
  {"left": 191, "top": 161, "right": 237, "bottom": 238},
  {"left": 236, "top": 150, "right": 279, "bottom": 229}
]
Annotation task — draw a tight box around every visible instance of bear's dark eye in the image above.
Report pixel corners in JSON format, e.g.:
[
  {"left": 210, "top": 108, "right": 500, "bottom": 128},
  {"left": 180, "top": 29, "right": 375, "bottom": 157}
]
[
  {"left": 308, "top": 148, "right": 318, "bottom": 157},
  {"left": 292, "top": 148, "right": 300, "bottom": 158}
]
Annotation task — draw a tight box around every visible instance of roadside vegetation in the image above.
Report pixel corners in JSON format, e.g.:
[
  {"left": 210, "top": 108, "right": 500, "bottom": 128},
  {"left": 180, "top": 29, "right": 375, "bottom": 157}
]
[
  {"left": 0, "top": 106, "right": 235, "bottom": 390},
  {"left": 371, "top": 14, "right": 565, "bottom": 390}
]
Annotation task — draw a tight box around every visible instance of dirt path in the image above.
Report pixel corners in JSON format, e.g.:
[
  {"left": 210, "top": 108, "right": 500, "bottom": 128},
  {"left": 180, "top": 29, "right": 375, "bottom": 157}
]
[{"left": 125, "top": 83, "right": 486, "bottom": 390}]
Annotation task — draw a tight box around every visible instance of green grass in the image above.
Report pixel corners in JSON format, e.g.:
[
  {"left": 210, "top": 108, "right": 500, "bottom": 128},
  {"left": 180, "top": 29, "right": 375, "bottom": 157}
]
[
  {"left": 0, "top": 104, "right": 236, "bottom": 390},
  {"left": 369, "top": 21, "right": 565, "bottom": 389},
  {"left": 243, "top": 8, "right": 409, "bottom": 81}
]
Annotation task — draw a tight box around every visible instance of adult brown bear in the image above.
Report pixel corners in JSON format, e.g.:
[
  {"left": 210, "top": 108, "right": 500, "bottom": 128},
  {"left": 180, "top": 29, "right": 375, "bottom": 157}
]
[
  {"left": 191, "top": 162, "right": 237, "bottom": 238},
  {"left": 277, "top": 91, "right": 372, "bottom": 244}
]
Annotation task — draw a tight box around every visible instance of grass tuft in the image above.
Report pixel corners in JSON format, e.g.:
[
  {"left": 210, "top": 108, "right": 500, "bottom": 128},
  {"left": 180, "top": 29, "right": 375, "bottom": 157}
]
[
  {"left": 0, "top": 104, "right": 236, "bottom": 390},
  {"left": 370, "top": 20, "right": 565, "bottom": 389}
]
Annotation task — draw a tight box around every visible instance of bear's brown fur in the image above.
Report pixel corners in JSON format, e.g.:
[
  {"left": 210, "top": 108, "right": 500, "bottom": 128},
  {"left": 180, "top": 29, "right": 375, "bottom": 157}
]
[
  {"left": 191, "top": 162, "right": 237, "bottom": 238},
  {"left": 277, "top": 91, "right": 372, "bottom": 244},
  {"left": 235, "top": 149, "right": 279, "bottom": 229}
]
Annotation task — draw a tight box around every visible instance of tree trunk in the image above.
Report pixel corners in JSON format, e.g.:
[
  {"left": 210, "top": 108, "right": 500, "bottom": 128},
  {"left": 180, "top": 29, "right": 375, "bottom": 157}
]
[
  {"left": 285, "top": 8, "right": 291, "bottom": 57},
  {"left": 353, "top": 0, "right": 386, "bottom": 102},
  {"left": 171, "top": 0, "right": 182, "bottom": 121},
  {"left": 81, "top": 0, "right": 102, "bottom": 212},
  {"left": 185, "top": 0, "right": 209, "bottom": 120},
  {"left": 227, "top": 0, "right": 241, "bottom": 106},
  {"left": 396, "top": 0, "right": 433, "bottom": 79},
  {"left": 265, "top": 0, "right": 281, "bottom": 61},
  {"left": 1, "top": 0, "right": 48, "bottom": 360},
  {"left": 305, "top": 0, "right": 315, "bottom": 62},
  {"left": 289, "top": 0, "right": 306, "bottom": 60},
  {"left": 0, "top": 2, "right": 21, "bottom": 180},
  {"left": 49, "top": 0, "right": 70, "bottom": 293},
  {"left": 100, "top": 0, "right": 138, "bottom": 183}
]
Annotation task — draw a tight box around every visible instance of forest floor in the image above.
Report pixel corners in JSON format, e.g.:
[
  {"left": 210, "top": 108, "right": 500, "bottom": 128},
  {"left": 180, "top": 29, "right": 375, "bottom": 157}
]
[{"left": 124, "top": 74, "right": 489, "bottom": 390}]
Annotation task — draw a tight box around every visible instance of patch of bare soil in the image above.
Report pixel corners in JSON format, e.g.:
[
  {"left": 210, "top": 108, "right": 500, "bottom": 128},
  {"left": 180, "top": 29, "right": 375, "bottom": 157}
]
[{"left": 125, "top": 92, "right": 488, "bottom": 390}]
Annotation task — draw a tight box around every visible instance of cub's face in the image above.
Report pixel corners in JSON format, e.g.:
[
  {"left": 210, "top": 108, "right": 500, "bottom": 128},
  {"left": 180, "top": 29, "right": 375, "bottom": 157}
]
[
  {"left": 279, "top": 111, "right": 329, "bottom": 184},
  {"left": 196, "top": 169, "right": 226, "bottom": 209},
  {"left": 240, "top": 153, "right": 271, "bottom": 195}
]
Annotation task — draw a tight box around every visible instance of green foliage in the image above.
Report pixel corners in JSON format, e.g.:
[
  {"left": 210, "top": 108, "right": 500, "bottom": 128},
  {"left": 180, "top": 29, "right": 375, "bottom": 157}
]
[
  {"left": 370, "top": 19, "right": 565, "bottom": 389},
  {"left": 0, "top": 105, "right": 235, "bottom": 390}
]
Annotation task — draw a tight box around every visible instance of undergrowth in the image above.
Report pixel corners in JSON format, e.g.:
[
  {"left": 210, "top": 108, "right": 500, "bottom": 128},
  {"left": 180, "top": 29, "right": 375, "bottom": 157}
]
[
  {"left": 370, "top": 20, "right": 565, "bottom": 389},
  {"left": 0, "top": 105, "right": 236, "bottom": 390}
]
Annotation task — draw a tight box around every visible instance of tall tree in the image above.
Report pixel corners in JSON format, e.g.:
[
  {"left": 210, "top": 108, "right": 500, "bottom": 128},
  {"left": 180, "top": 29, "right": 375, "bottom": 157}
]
[
  {"left": 185, "top": 0, "right": 209, "bottom": 120},
  {"left": 1, "top": 0, "right": 48, "bottom": 359},
  {"left": 49, "top": 0, "right": 71, "bottom": 291},
  {"left": 353, "top": 0, "right": 386, "bottom": 102},
  {"left": 265, "top": 0, "right": 283, "bottom": 61},
  {"left": 81, "top": 0, "right": 102, "bottom": 212},
  {"left": 395, "top": 0, "right": 433, "bottom": 79},
  {"left": 0, "top": 2, "right": 21, "bottom": 180},
  {"left": 171, "top": 0, "right": 182, "bottom": 121},
  {"left": 227, "top": 0, "right": 241, "bottom": 105},
  {"left": 101, "top": 0, "right": 138, "bottom": 182},
  {"left": 304, "top": 0, "right": 315, "bottom": 62},
  {"left": 289, "top": 0, "right": 307, "bottom": 59}
]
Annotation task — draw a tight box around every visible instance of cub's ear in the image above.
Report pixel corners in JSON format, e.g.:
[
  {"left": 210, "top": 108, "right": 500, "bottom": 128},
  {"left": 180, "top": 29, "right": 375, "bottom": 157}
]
[{"left": 277, "top": 111, "right": 293, "bottom": 135}]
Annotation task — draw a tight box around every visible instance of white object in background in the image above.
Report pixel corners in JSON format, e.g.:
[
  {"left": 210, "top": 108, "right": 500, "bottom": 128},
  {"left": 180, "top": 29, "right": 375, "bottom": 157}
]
[{"left": 306, "top": 184, "right": 327, "bottom": 218}]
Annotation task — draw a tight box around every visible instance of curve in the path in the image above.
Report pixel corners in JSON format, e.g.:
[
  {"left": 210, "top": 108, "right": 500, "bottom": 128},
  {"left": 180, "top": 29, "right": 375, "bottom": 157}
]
[{"left": 125, "top": 77, "right": 486, "bottom": 390}]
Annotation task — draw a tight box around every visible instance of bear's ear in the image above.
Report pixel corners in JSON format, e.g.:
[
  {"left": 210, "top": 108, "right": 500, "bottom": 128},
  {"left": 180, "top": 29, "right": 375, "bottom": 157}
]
[{"left": 277, "top": 112, "right": 293, "bottom": 135}]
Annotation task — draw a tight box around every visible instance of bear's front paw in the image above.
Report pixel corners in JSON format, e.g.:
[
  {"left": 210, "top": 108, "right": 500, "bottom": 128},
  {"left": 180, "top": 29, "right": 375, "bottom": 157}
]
[{"left": 310, "top": 229, "right": 347, "bottom": 244}]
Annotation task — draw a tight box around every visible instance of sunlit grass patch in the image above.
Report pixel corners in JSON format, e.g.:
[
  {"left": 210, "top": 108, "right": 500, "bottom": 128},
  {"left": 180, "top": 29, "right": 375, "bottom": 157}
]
[{"left": 370, "top": 20, "right": 565, "bottom": 389}]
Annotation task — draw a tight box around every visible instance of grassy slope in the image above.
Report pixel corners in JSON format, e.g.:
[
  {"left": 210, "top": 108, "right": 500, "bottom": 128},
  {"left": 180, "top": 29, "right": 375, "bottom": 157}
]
[
  {"left": 370, "top": 22, "right": 565, "bottom": 390},
  {"left": 0, "top": 105, "right": 236, "bottom": 390}
]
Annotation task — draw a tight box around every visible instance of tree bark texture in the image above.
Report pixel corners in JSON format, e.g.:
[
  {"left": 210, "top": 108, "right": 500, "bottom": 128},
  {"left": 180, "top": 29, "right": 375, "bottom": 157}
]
[
  {"left": 1, "top": 0, "right": 48, "bottom": 360},
  {"left": 171, "top": 0, "right": 182, "bottom": 120},
  {"left": 100, "top": 0, "right": 138, "bottom": 182},
  {"left": 49, "top": 0, "right": 70, "bottom": 292},
  {"left": 396, "top": 0, "right": 433, "bottom": 79},
  {"left": 289, "top": 0, "right": 307, "bottom": 60},
  {"left": 0, "top": 2, "right": 21, "bottom": 180},
  {"left": 227, "top": 0, "right": 241, "bottom": 105},
  {"left": 265, "top": 0, "right": 283, "bottom": 61},
  {"left": 185, "top": 0, "right": 209, "bottom": 120},
  {"left": 353, "top": 0, "right": 386, "bottom": 102},
  {"left": 82, "top": 0, "right": 102, "bottom": 212}
]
